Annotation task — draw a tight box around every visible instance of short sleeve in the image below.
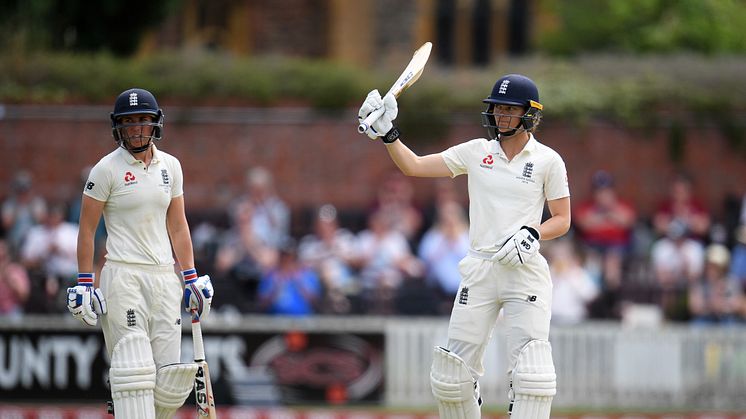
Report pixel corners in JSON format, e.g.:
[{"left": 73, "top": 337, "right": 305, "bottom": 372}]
[
  {"left": 442, "top": 140, "right": 481, "bottom": 177},
  {"left": 545, "top": 153, "right": 570, "bottom": 201},
  {"left": 171, "top": 158, "right": 184, "bottom": 198},
  {"left": 83, "top": 162, "right": 111, "bottom": 202}
]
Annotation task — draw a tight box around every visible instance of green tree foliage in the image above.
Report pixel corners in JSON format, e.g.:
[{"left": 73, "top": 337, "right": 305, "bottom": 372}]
[
  {"left": 0, "top": 0, "right": 181, "bottom": 55},
  {"left": 539, "top": 0, "right": 746, "bottom": 54}
]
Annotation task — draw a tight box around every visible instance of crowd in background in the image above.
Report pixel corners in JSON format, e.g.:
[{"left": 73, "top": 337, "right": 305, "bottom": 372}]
[{"left": 2, "top": 165, "right": 746, "bottom": 326}]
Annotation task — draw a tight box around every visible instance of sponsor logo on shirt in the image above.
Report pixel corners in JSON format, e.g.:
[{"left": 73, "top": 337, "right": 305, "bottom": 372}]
[
  {"left": 124, "top": 171, "right": 138, "bottom": 186},
  {"left": 479, "top": 154, "right": 494, "bottom": 170}
]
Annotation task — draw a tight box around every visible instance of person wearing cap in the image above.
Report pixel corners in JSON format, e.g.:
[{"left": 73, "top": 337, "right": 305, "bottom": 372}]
[
  {"left": 357, "top": 74, "right": 570, "bottom": 419},
  {"left": 688, "top": 244, "right": 744, "bottom": 324},
  {"left": 68, "top": 88, "right": 214, "bottom": 418}
]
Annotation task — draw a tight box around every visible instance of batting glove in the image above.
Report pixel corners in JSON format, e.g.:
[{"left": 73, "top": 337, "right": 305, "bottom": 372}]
[
  {"left": 358, "top": 89, "right": 384, "bottom": 139},
  {"left": 67, "top": 273, "right": 107, "bottom": 326},
  {"left": 370, "top": 92, "right": 398, "bottom": 139},
  {"left": 495, "top": 226, "right": 541, "bottom": 267},
  {"left": 182, "top": 269, "right": 214, "bottom": 319}
]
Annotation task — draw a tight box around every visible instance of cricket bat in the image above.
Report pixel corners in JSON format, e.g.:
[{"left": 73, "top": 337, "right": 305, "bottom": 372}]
[
  {"left": 192, "top": 311, "right": 217, "bottom": 418},
  {"left": 357, "top": 41, "right": 432, "bottom": 133}
]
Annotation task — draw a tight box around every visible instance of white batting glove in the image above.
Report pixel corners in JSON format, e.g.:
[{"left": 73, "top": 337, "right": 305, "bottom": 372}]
[
  {"left": 370, "top": 92, "right": 398, "bottom": 138},
  {"left": 495, "top": 226, "right": 541, "bottom": 267},
  {"left": 182, "top": 269, "right": 214, "bottom": 319},
  {"left": 67, "top": 273, "right": 107, "bottom": 326},
  {"left": 358, "top": 89, "right": 384, "bottom": 139}
]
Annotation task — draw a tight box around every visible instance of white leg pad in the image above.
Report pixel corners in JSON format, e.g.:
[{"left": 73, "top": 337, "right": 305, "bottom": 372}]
[
  {"left": 154, "top": 363, "right": 199, "bottom": 419},
  {"left": 110, "top": 333, "right": 157, "bottom": 419},
  {"left": 430, "top": 346, "right": 481, "bottom": 419},
  {"left": 509, "top": 340, "right": 556, "bottom": 419}
]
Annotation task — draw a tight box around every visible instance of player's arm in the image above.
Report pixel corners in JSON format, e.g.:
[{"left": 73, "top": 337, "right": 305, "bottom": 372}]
[
  {"left": 384, "top": 140, "right": 452, "bottom": 178},
  {"left": 77, "top": 195, "right": 105, "bottom": 278},
  {"left": 166, "top": 195, "right": 195, "bottom": 271},
  {"left": 539, "top": 196, "right": 571, "bottom": 240}
]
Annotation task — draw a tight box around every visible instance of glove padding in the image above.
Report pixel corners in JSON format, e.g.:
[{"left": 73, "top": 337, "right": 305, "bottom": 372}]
[
  {"left": 67, "top": 283, "right": 107, "bottom": 327},
  {"left": 183, "top": 273, "right": 214, "bottom": 319},
  {"left": 495, "top": 226, "right": 541, "bottom": 267},
  {"left": 357, "top": 89, "right": 398, "bottom": 140}
]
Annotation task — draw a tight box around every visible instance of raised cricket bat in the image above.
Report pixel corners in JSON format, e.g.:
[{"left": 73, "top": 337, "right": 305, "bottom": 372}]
[
  {"left": 357, "top": 41, "right": 432, "bottom": 133},
  {"left": 192, "top": 311, "right": 217, "bottom": 418}
]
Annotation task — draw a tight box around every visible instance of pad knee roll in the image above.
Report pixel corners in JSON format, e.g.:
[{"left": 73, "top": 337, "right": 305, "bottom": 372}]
[
  {"left": 155, "top": 363, "right": 199, "bottom": 419},
  {"left": 110, "top": 333, "right": 157, "bottom": 419},
  {"left": 430, "top": 346, "right": 481, "bottom": 419},
  {"left": 510, "top": 340, "right": 556, "bottom": 419}
]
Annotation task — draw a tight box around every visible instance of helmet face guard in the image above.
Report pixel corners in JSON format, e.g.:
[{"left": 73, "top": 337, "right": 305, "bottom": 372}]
[
  {"left": 480, "top": 74, "right": 543, "bottom": 140},
  {"left": 110, "top": 88, "right": 164, "bottom": 153}
]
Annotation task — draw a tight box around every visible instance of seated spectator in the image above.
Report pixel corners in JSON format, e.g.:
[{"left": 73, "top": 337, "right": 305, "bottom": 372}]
[
  {"left": 232, "top": 166, "right": 291, "bottom": 248},
  {"left": 417, "top": 200, "right": 469, "bottom": 314},
  {"left": 298, "top": 204, "right": 359, "bottom": 314},
  {"left": 355, "top": 210, "right": 424, "bottom": 314},
  {"left": 729, "top": 225, "right": 746, "bottom": 290},
  {"left": 20, "top": 203, "right": 78, "bottom": 314},
  {"left": 371, "top": 172, "right": 423, "bottom": 246},
  {"left": 214, "top": 200, "right": 278, "bottom": 312},
  {"left": 651, "top": 219, "right": 705, "bottom": 321},
  {"left": 575, "top": 170, "right": 636, "bottom": 289},
  {"left": 0, "top": 240, "right": 31, "bottom": 317},
  {"left": 653, "top": 173, "right": 710, "bottom": 242},
  {"left": 689, "top": 244, "right": 744, "bottom": 325},
  {"left": 257, "top": 240, "right": 322, "bottom": 316},
  {"left": 547, "top": 239, "right": 599, "bottom": 325},
  {"left": 1, "top": 170, "right": 47, "bottom": 255}
]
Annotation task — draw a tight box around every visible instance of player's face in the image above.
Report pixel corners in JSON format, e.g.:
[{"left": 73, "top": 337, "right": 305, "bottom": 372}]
[
  {"left": 119, "top": 113, "right": 155, "bottom": 149},
  {"left": 492, "top": 105, "right": 525, "bottom": 130}
]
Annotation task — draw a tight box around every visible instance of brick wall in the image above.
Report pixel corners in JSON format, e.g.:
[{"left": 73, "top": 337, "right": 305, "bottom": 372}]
[{"left": 1, "top": 106, "right": 743, "bottom": 227}]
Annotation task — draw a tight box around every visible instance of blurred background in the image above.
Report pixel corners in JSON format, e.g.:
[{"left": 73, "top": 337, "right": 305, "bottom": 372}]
[{"left": 2, "top": 0, "right": 746, "bottom": 417}]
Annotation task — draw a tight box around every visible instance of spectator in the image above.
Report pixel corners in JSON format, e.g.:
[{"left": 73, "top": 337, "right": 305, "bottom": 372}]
[
  {"left": 417, "top": 200, "right": 469, "bottom": 313},
  {"left": 232, "top": 166, "right": 290, "bottom": 248},
  {"left": 20, "top": 203, "right": 78, "bottom": 314},
  {"left": 651, "top": 219, "right": 705, "bottom": 321},
  {"left": 575, "top": 170, "right": 636, "bottom": 289},
  {"left": 298, "top": 204, "right": 359, "bottom": 314},
  {"left": 689, "top": 244, "right": 744, "bottom": 325},
  {"left": 729, "top": 225, "right": 746, "bottom": 289},
  {"left": 214, "top": 200, "right": 277, "bottom": 312},
  {"left": 257, "top": 240, "right": 322, "bottom": 316},
  {"left": 0, "top": 240, "right": 31, "bottom": 317},
  {"left": 1, "top": 170, "right": 47, "bottom": 255},
  {"left": 355, "top": 209, "right": 423, "bottom": 314},
  {"left": 371, "top": 171, "right": 423, "bottom": 246},
  {"left": 547, "top": 239, "right": 599, "bottom": 325},
  {"left": 653, "top": 173, "right": 710, "bottom": 241}
]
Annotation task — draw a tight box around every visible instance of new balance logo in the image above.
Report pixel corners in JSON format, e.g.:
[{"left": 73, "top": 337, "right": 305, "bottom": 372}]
[
  {"left": 527, "top": 295, "right": 537, "bottom": 302},
  {"left": 129, "top": 92, "right": 138, "bottom": 106},
  {"left": 126, "top": 309, "right": 136, "bottom": 327},
  {"left": 458, "top": 287, "right": 469, "bottom": 305}
]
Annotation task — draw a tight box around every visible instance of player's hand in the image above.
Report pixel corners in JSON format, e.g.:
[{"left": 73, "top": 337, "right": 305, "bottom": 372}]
[
  {"left": 495, "top": 226, "right": 541, "bottom": 267},
  {"left": 358, "top": 89, "right": 384, "bottom": 139},
  {"left": 182, "top": 269, "right": 214, "bottom": 319},
  {"left": 67, "top": 273, "right": 107, "bottom": 326},
  {"left": 370, "top": 92, "right": 398, "bottom": 139}
]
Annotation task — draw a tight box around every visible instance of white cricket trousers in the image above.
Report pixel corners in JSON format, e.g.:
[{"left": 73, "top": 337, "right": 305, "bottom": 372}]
[
  {"left": 446, "top": 252, "right": 553, "bottom": 379},
  {"left": 100, "top": 261, "right": 184, "bottom": 368}
]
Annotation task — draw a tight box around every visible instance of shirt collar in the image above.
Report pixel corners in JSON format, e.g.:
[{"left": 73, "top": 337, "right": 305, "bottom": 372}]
[
  {"left": 492, "top": 133, "right": 538, "bottom": 158},
  {"left": 117, "top": 144, "right": 160, "bottom": 165}
]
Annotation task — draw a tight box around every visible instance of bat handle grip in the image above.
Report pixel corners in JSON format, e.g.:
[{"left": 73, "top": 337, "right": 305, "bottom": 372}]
[
  {"left": 191, "top": 310, "right": 206, "bottom": 361},
  {"left": 357, "top": 106, "right": 386, "bottom": 134}
]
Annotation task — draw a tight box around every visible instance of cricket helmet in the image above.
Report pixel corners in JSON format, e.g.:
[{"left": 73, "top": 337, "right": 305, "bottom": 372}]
[
  {"left": 481, "top": 74, "right": 543, "bottom": 140},
  {"left": 110, "top": 88, "right": 164, "bottom": 152}
]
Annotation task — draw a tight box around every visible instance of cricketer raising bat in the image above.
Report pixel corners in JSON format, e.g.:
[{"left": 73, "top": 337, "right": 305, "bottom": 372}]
[
  {"left": 357, "top": 41, "right": 432, "bottom": 133},
  {"left": 192, "top": 311, "right": 217, "bottom": 418}
]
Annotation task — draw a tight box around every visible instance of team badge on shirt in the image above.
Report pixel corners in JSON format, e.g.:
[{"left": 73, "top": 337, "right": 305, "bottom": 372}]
[{"left": 516, "top": 162, "right": 536, "bottom": 184}]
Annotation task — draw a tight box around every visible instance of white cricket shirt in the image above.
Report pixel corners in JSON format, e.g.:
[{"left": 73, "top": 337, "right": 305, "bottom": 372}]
[
  {"left": 442, "top": 135, "right": 569, "bottom": 252},
  {"left": 84, "top": 145, "right": 184, "bottom": 266}
]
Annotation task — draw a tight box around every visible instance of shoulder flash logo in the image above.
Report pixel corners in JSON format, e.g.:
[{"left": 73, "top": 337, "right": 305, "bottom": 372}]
[
  {"left": 129, "top": 92, "right": 138, "bottom": 106},
  {"left": 458, "top": 287, "right": 469, "bottom": 305}
]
